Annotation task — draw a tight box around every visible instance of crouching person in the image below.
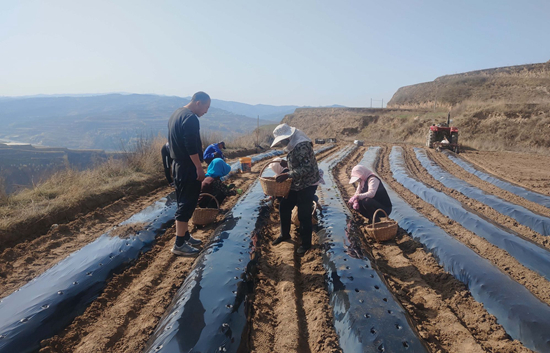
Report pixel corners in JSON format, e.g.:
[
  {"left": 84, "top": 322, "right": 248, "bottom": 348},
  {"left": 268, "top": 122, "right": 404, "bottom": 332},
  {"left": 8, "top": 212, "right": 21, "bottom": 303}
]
[
  {"left": 348, "top": 165, "right": 392, "bottom": 223},
  {"left": 271, "top": 123, "right": 320, "bottom": 255},
  {"left": 197, "top": 158, "right": 235, "bottom": 208}
]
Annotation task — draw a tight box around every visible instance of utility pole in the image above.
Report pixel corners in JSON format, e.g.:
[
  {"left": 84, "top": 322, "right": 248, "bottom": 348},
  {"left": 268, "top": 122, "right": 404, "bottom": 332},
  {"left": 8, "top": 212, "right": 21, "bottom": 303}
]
[
  {"left": 257, "top": 115, "right": 259, "bottom": 151},
  {"left": 381, "top": 99, "right": 383, "bottom": 108},
  {"left": 370, "top": 98, "right": 372, "bottom": 108}
]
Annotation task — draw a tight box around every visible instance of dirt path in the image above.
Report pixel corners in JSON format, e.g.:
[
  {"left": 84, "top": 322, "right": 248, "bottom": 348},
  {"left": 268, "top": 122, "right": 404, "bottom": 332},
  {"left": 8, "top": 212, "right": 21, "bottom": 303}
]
[
  {"left": 333, "top": 144, "right": 530, "bottom": 353},
  {"left": 249, "top": 147, "right": 343, "bottom": 353}
]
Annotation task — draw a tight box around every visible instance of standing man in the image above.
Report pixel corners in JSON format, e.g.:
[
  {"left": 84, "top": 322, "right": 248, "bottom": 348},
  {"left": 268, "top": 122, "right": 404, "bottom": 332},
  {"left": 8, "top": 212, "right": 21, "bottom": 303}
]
[
  {"left": 168, "top": 91, "right": 211, "bottom": 256},
  {"left": 203, "top": 141, "right": 226, "bottom": 164},
  {"left": 271, "top": 123, "right": 320, "bottom": 255}
]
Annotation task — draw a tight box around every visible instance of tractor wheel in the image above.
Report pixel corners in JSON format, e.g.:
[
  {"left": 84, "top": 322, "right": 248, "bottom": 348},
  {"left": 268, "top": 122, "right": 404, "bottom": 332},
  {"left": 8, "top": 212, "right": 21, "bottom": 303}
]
[{"left": 427, "top": 130, "right": 435, "bottom": 148}]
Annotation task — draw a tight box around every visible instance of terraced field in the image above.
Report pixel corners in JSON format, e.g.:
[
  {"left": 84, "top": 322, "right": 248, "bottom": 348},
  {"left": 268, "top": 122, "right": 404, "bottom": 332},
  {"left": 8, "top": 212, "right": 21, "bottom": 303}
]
[{"left": 1, "top": 144, "right": 550, "bottom": 352}]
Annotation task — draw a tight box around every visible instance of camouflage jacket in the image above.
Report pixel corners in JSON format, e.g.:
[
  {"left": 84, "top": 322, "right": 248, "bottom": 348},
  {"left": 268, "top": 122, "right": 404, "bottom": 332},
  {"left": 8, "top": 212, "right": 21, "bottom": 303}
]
[{"left": 288, "top": 141, "right": 320, "bottom": 191}]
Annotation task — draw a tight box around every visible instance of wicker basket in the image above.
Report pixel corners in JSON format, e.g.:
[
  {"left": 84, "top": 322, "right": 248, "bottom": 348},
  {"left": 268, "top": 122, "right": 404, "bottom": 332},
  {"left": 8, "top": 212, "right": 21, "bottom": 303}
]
[
  {"left": 192, "top": 193, "right": 219, "bottom": 225},
  {"left": 365, "top": 209, "right": 398, "bottom": 243},
  {"left": 291, "top": 201, "right": 318, "bottom": 226},
  {"left": 259, "top": 161, "right": 292, "bottom": 197}
]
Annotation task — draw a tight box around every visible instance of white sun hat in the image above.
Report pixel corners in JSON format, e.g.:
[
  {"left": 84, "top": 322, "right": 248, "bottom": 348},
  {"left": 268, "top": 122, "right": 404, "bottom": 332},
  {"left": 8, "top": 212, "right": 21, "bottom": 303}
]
[{"left": 271, "top": 123, "right": 296, "bottom": 148}]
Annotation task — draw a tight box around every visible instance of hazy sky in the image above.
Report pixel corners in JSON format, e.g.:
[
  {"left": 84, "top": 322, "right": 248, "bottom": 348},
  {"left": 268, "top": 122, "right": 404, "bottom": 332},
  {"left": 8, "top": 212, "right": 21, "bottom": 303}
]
[{"left": 1, "top": 0, "right": 549, "bottom": 107}]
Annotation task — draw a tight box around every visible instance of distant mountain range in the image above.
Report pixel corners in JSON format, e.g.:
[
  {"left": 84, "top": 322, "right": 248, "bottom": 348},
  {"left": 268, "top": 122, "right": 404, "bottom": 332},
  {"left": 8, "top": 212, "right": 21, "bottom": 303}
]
[{"left": 0, "top": 94, "right": 305, "bottom": 150}]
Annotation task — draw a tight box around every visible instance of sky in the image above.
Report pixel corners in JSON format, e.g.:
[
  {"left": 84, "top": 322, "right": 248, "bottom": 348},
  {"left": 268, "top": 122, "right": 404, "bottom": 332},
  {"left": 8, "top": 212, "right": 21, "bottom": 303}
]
[{"left": 1, "top": 0, "right": 549, "bottom": 107}]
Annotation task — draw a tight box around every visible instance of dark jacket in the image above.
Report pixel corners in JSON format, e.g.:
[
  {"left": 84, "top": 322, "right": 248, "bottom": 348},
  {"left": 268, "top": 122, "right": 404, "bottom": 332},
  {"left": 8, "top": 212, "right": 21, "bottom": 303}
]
[
  {"left": 198, "top": 177, "right": 235, "bottom": 208},
  {"left": 360, "top": 175, "right": 392, "bottom": 212},
  {"left": 167, "top": 107, "right": 203, "bottom": 169},
  {"left": 287, "top": 141, "right": 320, "bottom": 191}
]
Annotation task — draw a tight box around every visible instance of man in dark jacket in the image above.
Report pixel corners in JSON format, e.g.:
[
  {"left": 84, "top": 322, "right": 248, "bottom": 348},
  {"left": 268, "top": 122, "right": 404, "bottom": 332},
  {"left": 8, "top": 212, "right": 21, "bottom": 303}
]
[{"left": 168, "top": 91, "right": 210, "bottom": 256}]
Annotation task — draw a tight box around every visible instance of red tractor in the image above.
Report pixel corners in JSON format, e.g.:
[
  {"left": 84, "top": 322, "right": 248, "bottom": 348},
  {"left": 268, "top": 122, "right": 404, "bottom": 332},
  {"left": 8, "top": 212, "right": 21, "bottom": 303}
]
[{"left": 426, "top": 112, "right": 459, "bottom": 153}]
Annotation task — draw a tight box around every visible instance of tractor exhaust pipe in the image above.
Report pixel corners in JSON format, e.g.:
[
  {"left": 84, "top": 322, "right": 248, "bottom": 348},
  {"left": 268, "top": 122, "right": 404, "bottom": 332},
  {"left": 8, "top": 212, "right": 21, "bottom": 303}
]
[{"left": 447, "top": 112, "right": 451, "bottom": 126}]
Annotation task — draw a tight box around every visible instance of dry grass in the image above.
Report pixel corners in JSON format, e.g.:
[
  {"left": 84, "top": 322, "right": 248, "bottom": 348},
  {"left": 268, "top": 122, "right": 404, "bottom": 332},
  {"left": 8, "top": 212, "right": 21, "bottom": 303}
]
[
  {"left": 201, "top": 126, "right": 275, "bottom": 151},
  {"left": 0, "top": 136, "right": 165, "bottom": 231},
  {"left": 283, "top": 106, "right": 550, "bottom": 154}
]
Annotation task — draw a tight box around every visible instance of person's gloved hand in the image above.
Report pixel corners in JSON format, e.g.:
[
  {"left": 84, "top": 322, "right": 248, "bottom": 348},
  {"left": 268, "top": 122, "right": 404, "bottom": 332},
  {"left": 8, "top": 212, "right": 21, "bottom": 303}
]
[
  {"left": 276, "top": 173, "right": 290, "bottom": 183},
  {"left": 213, "top": 152, "right": 221, "bottom": 158},
  {"left": 279, "top": 159, "right": 288, "bottom": 168},
  {"left": 227, "top": 183, "right": 235, "bottom": 189}
]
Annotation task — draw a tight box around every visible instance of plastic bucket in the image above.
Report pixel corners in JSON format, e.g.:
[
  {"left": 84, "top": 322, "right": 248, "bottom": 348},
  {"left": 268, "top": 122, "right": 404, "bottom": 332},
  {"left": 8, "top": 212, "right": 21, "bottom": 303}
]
[{"left": 239, "top": 157, "right": 252, "bottom": 173}]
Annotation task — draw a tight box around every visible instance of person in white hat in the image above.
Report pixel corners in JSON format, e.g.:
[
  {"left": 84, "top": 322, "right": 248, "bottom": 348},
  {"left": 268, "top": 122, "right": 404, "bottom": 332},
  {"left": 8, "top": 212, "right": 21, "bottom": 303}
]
[
  {"left": 271, "top": 123, "right": 320, "bottom": 255},
  {"left": 348, "top": 165, "right": 392, "bottom": 223}
]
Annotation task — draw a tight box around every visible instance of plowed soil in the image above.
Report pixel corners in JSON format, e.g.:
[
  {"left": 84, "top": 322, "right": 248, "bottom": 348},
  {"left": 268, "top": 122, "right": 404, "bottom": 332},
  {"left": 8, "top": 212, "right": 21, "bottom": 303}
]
[
  {"left": 345, "top": 145, "right": 531, "bottom": 352},
  {"left": 37, "top": 147, "right": 338, "bottom": 353},
  {"left": 462, "top": 150, "right": 550, "bottom": 198},
  {"left": 3, "top": 143, "right": 550, "bottom": 352},
  {"left": 37, "top": 156, "right": 283, "bottom": 353}
]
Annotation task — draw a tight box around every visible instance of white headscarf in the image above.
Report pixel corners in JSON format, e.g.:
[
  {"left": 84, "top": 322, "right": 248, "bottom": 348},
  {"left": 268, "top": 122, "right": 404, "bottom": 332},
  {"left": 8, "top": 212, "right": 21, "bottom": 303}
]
[{"left": 286, "top": 128, "right": 311, "bottom": 151}]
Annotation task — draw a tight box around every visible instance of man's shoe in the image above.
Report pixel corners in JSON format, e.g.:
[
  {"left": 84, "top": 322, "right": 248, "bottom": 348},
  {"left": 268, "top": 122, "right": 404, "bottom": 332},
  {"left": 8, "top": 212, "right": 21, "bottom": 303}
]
[
  {"left": 272, "top": 235, "right": 291, "bottom": 245},
  {"left": 171, "top": 243, "right": 200, "bottom": 256},
  {"left": 186, "top": 235, "right": 202, "bottom": 246},
  {"left": 296, "top": 245, "right": 311, "bottom": 255}
]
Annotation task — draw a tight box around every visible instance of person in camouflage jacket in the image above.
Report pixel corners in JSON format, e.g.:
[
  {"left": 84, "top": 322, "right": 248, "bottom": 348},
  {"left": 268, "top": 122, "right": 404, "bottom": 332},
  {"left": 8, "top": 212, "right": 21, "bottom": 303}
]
[{"left": 270, "top": 123, "right": 320, "bottom": 255}]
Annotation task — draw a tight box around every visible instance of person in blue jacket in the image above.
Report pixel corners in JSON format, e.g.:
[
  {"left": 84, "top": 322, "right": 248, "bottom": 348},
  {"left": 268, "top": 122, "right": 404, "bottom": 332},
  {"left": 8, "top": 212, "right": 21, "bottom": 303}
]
[{"left": 203, "top": 141, "right": 226, "bottom": 164}]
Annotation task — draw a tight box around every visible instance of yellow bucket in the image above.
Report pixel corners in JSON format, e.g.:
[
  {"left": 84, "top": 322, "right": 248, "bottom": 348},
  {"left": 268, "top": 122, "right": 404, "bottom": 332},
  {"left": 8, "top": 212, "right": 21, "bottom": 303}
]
[{"left": 239, "top": 157, "right": 252, "bottom": 173}]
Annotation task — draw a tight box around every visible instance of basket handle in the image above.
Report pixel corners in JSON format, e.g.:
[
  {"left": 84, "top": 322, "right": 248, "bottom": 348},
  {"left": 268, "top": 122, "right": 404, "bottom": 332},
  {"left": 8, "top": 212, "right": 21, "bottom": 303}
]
[
  {"left": 198, "top": 193, "right": 220, "bottom": 210},
  {"left": 370, "top": 208, "right": 388, "bottom": 229},
  {"left": 311, "top": 201, "right": 318, "bottom": 216},
  {"left": 260, "top": 158, "right": 284, "bottom": 177}
]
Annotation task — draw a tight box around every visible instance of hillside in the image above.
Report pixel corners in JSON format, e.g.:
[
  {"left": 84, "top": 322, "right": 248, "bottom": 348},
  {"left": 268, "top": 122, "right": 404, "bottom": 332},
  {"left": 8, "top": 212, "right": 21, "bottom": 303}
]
[
  {"left": 0, "top": 94, "right": 275, "bottom": 150},
  {"left": 280, "top": 61, "right": 550, "bottom": 152},
  {"left": 0, "top": 143, "right": 109, "bottom": 194},
  {"left": 388, "top": 61, "right": 550, "bottom": 109},
  {"left": 282, "top": 103, "right": 550, "bottom": 152}
]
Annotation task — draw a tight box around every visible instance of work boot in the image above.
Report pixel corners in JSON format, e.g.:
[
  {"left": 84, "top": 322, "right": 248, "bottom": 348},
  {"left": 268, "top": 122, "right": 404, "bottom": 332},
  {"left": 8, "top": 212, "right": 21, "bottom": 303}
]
[
  {"left": 186, "top": 234, "right": 202, "bottom": 246},
  {"left": 272, "top": 235, "right": 291, "bottom": 245},
  {"left": 171, "top": 243, "right": 200, "bottom": 256},
  {"left": 296, "top": 245, "right": 311, "bottom": 255}
]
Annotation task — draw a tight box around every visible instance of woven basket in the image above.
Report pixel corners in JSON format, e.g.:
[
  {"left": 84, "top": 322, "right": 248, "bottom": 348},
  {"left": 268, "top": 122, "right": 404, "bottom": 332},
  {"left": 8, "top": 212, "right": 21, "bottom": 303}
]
[
  {"left": 291, "top": 201, "right": 318, "bottom": 226},
  {"left": 192, "top": 193, "right": 219, "bottom": 225},
  {"left": 259, "top": 161, "right": 292, "bottom": 197},
  {"left": 365, "top": 209, "right": 398, "bottom": 243}
]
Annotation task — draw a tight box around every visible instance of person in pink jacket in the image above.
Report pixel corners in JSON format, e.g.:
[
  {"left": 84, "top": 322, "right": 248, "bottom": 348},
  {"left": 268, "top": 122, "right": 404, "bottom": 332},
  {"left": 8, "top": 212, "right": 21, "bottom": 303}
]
[{"left": 348, "top": 165, "right": 392, "bottom": 223}]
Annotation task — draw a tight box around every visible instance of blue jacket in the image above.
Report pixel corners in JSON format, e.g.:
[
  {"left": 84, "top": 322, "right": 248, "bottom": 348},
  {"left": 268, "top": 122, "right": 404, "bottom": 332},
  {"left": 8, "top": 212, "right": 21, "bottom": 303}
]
[{"left": 203, "top": 143, "right": 225, "bottom": 161}]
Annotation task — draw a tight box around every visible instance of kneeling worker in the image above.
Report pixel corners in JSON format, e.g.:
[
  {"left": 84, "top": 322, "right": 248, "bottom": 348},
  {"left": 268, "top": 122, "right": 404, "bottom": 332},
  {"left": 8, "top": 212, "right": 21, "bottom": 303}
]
[
  {"left": 348, "top": 165, "right": 392, "bottom": 223},
  {"left": 203, "top": 141, "right": 226, "bottom": 164},
  {"left": 197, "top": 158, "right": 235, "bottom": 208}
]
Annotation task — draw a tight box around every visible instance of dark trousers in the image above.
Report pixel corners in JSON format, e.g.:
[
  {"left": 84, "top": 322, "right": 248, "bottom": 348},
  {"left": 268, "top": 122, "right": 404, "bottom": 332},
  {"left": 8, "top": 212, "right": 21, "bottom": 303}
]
[
  {"left": 173, "top": 162, "right": 201, "bottom": 222},
  {"left": 280, "top": 185, "right": 317, "bottom": 247},
  {"left": 358, "top": 198, "right": 392, "bottom": 223}
]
